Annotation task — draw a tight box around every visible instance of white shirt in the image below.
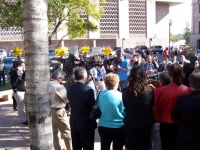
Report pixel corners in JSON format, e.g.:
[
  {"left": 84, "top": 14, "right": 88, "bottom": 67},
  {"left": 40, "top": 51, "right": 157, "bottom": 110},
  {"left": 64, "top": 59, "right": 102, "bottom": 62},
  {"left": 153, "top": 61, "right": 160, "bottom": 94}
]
[{"left": 50, "top": 80, "right": 68, "bottom": 108}]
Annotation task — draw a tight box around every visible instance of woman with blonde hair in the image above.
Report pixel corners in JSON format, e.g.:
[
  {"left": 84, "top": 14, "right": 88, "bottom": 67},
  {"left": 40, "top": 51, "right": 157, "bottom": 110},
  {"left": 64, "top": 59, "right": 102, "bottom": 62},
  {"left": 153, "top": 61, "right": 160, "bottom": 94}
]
[{"left": 97, "top": 73, "right": 126, "bottom": 150}]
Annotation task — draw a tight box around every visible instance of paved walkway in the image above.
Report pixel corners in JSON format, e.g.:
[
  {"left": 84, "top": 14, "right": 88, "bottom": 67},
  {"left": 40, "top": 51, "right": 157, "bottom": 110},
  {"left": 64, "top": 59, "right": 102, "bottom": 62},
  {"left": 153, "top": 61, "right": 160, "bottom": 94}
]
[{"left": 0, "top": 90, "right": 101, "bottom": 150}]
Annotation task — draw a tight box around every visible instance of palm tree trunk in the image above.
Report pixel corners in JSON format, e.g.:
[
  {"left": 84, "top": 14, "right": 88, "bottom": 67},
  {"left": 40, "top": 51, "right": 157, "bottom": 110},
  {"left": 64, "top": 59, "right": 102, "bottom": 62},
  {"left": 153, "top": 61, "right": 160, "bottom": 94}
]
[{"left": 23, "top": 0, "right": 53, "bottom": 149}]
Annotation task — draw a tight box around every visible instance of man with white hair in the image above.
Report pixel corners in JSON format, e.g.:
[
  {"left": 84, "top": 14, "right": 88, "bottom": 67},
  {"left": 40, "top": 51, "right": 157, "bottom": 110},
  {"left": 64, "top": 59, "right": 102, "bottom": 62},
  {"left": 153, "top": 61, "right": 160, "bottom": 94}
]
[{"left": 50, "top": 70, "right": 72, "bottom": 150}]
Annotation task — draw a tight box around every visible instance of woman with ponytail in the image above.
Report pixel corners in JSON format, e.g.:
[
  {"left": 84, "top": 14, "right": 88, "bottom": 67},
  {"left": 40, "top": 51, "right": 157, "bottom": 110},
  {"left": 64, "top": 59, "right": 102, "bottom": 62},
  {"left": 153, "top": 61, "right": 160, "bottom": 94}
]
[{"left": 155, "top": 63, "right": 191, "bottom": 150}]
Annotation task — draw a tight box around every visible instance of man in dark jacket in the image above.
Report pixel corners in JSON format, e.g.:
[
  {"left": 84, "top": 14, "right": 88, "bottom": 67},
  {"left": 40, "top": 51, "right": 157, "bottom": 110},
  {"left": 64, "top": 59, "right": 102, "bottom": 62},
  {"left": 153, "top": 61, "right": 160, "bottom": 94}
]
[
  {"left": 10, "top": 61, "right": 27, "bottom": 125},
  {"left": 67, "top": 67, "right": 97, "bottom": 150},
  {"left": 171, "top": 71, "right": 200, "bottom": 150}
]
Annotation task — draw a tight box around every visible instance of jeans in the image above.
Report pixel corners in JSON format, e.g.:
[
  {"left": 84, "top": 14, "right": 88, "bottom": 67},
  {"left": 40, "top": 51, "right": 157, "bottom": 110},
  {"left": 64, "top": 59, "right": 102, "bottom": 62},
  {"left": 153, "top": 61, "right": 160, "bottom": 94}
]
[
  {"left": 151, "top": 123, "right": 161, "bottom": 150},
  {"left": 119, "top": 81, "right": 128, "bottom": 91},
  {"left": 0, "top": 71, "right": 5, "bottom": 86}
]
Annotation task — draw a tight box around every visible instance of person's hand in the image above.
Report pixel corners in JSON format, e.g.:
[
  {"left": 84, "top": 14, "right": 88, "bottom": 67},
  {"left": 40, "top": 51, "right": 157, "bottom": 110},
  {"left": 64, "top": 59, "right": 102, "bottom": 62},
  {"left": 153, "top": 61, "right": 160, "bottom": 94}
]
[
  {"left": 148, "top": 70, "right": 154, "bottom": 74},
  {"left": 118, "top": 65, "right": 122, "bottom": 69}
]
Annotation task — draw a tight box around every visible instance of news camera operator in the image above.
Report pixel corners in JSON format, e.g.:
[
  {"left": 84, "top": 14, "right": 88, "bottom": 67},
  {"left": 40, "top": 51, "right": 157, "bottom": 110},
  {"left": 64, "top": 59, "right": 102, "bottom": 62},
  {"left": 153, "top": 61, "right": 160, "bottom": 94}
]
[{"left": 116, "top": 51, "right": 130, "bottom": 91}]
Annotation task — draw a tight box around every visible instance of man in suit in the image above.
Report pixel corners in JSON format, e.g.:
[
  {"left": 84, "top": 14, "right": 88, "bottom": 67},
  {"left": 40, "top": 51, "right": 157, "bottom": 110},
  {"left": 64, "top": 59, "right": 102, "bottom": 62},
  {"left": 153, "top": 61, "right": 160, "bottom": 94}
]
[
  {"left": 143, "top": 55, "right": 157, "bottom": 80},
  {"left": 67, "top": 67, "right": 97, "bottom": 150},
  {"left": 171, "top": 71, "right": 200, "bottom": 150}
]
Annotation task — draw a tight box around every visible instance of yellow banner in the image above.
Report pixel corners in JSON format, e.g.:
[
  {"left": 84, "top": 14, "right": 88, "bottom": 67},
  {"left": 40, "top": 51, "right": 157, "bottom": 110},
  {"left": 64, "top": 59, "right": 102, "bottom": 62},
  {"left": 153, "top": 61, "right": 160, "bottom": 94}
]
[
  {"left": 103, "top": 47, "right": 112, "bottom": 55},
  {"left": 13, "top": 47, "right": 23, "bottom": 56},
  {"left": 81, "top": 46, "right": 90, "bottom": 54},
  {"left": 55, "top": 47, "right": 68, "bottom": 56}
]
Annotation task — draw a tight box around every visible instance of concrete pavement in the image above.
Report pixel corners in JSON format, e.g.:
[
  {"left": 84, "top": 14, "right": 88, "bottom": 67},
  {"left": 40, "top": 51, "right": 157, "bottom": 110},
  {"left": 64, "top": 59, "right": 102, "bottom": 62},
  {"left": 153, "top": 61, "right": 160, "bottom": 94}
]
[{"left": 0, "top": 90, "right": 102, "bottom": 150}]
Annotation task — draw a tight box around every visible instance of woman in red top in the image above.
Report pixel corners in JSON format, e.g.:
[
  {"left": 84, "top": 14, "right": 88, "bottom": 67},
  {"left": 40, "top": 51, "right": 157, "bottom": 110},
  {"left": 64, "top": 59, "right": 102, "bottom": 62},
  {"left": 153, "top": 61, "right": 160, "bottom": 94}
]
[
  {"left": 155, "top": 64, "right": 191, "bottom": 150},
  {"left": 163, "top": 47, "right": 169, "bottom": 56}
]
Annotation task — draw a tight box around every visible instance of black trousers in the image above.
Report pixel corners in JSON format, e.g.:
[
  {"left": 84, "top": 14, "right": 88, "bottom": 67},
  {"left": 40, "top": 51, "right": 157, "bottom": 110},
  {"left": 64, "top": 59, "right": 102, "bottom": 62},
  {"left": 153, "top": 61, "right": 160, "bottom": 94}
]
[
  {"left": 98, "top": 126, "right": 126, "bottom": 150},
  {"left": 71, "top": 129, "right": 95, "bottom": 150},
  {"left": 160, "top": 123, "right": 178, "bottom": 150},
  {"left": 125, "top": 126, "right": 152, "bottom": 150}
]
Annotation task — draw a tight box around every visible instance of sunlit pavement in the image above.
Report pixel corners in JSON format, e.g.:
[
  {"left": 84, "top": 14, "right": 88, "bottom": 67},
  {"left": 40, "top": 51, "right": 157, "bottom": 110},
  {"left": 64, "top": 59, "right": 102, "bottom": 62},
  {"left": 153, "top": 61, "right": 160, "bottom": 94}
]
[
  {"left": 0, "top": 53, "right": 181, "bottom": 150},
  {"left": 0, "top": 91, "right": 102, "bottom": 150}
]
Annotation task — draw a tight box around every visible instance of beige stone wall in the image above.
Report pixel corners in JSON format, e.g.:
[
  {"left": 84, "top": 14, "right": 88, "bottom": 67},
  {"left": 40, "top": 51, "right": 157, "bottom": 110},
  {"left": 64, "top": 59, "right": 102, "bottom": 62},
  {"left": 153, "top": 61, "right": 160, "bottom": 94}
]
[{"left": 153, "top": 2, "right": 170, "bottom": 47}]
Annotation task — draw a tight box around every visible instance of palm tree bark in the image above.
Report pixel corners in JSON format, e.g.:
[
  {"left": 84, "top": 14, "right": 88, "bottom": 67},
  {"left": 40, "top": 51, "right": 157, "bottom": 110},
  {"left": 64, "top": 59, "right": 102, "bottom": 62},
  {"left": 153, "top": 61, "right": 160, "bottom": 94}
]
[{"left": 23, "top": 0, "right": 53, "bottom": 149}]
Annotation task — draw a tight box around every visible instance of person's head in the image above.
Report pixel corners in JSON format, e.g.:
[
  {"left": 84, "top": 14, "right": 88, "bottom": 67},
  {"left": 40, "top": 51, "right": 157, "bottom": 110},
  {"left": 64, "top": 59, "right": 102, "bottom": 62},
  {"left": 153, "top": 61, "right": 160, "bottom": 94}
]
[
  {"left": 153, "top": 55, "right": 158, "bottom": 61},
  {"left": 15, "top": 61, "right": 23, "bottom": 68},
  {"left": 168, "top": 63, "right": 183, "bottom": 86},
  {"left": 193, "top": 69, "right": 200, "bottom": 73},
  {"left": 104, "top": 73, "right": 119, "bottom": 90},
  {"left": 146, "top": 55, "right": 152, "bottom": 63},
  {"left": 100, "top": 55, "right": 105, "bottom": 60},
  {"left": 74, "top": 67, "right": 87, "bottom": 83},
  {"left": 180, "top": 55, "right": 186, "bottom": 62},
  {"left": 189, "top": 71, "right": 200, "bottom": 91},
  {"left": 52, "top": 70, "right": 66, "bottom": 83},
  {"left": 192, "top": 51, "right": 197, "bottom": 56},
  {"left": 158, "top": 71, "right": 171, "bottom": 86},
  {"left": 60, "top": 63, "right": 63, "bottom": 70},
  {"left": 133, "top": 56, "right": 138, "bottom": 62},
  {"left": 116, "top": 51, "right": 124, "bottom": 59},
  {"left": 136, "top": 54, "right": 142, "bottom": 61},
  {"left": 108, "top": 54, "right": 112, "bottom": 59},
  {"left": 163, "top": 55, "right": 170, "bottom": 62},
  {"left": 17, "top": 56, "right": 21, "bottom": 61},
  {"left": 172, "top": 55, "right": 177, "bottom": 61},
  {"left": 183, "top": 63, "right": 195, "bottom": 79},
  {"left": 127, "top": 66, "right": 148, "bottom": 96}
]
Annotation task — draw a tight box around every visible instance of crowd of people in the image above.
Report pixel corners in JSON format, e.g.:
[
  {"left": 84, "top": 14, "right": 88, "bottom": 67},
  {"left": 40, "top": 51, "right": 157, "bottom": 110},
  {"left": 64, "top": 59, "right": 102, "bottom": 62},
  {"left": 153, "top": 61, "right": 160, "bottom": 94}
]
[{"left": 4, "top": 49, "right": 200, "bottom": 150}]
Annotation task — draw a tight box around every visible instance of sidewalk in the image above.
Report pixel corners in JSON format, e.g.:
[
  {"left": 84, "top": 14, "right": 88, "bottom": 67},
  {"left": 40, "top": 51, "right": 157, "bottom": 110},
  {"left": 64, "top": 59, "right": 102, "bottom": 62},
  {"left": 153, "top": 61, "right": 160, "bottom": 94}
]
[{"left": 0, "top": 90, "right": 101, "bottom": 150}]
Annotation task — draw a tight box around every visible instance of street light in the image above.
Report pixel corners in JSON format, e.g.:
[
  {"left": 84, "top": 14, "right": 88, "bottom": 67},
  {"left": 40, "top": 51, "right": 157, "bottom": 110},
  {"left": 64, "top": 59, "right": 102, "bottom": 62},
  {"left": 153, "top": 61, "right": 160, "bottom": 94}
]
[{"left": 122, "top": 38, "right": 125, "bottom": 50}]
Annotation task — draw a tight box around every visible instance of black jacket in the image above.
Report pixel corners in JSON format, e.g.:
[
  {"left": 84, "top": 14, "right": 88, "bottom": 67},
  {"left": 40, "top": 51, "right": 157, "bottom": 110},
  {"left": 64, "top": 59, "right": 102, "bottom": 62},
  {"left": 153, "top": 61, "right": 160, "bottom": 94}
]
[
  {"left": 10, "top": 68, "right": 25, "bottom": 92},
  {"left": 171, "top": 91, "right": 200, "bottom": 150},
  {"left": 67, "top": 82, "right": 97, "bottom": 132},
  {"left": 122, "top": 86, "right": 155, "bottom": 128}
]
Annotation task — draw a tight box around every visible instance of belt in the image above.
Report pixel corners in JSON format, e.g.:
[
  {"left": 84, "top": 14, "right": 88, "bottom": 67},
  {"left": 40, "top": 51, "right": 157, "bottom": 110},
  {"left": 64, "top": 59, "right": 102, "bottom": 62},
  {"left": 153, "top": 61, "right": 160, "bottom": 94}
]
[
  {"left": 52, "top": 107, "right": 64, "bottom": 110},
  {"left": 16, "top": 90, "right": 25, "bottom": 92}
]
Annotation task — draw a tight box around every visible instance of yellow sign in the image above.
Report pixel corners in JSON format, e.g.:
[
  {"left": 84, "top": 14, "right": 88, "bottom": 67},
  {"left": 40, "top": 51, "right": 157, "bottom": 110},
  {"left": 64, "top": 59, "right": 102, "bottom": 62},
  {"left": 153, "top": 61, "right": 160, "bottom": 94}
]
[
  {"left": 81, "top": 46, "right": 90, "bottom": 54},
  {"left": 55, "top": 47, "right": 68, "bottom": 56},
  {"left": 103, "top": 47, "right": 112, "bottom": 55},
  {"left": 13, "top": 47, "right": 23, "bottom": 56}
]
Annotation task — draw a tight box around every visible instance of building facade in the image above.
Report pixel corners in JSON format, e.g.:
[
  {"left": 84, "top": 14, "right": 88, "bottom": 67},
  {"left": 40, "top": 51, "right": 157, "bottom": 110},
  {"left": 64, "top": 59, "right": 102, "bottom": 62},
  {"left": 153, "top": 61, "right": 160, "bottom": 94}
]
[
  {"left": 191, "top": 0, "right": 200, "bottom": 49},
  {"left": 0, "top": 0, "right": 183, "bottom": 51}
]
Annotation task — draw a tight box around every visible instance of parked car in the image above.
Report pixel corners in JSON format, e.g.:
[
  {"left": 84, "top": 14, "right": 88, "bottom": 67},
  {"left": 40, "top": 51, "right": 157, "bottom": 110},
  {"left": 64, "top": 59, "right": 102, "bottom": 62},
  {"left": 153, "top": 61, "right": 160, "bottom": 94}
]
[
  {"left": 150, "top": 45, "right": 163, "bottom": 54},
  {"left": 0, "top": 49, "right": 7, "bottom": 58},
  {"left": 2, "top": 57, "right": 17, "bottom": 74},
  {"left": 134, "top": 45, "right": 148, "bottom": 54}
]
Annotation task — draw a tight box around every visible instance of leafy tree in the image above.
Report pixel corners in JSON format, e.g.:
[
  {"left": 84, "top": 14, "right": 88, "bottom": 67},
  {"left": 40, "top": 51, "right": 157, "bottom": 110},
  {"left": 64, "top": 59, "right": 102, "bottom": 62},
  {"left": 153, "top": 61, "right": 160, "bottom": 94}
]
[
  {"left": 0, "top": 0, "right": 106, "bottom": 46},
  {"left": 183, "top": 22, "right": 191, "bottom": 45},
  {"left": 170, "top": 33, "right": 180, "bottom": 43}
]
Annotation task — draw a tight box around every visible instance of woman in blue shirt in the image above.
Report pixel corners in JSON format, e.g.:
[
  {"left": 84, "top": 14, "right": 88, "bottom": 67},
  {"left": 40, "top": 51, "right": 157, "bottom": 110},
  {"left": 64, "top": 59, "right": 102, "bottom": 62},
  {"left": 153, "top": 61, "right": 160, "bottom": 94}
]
[{"left": 97, "top": 73, "right": 126, "bottom": 150}]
